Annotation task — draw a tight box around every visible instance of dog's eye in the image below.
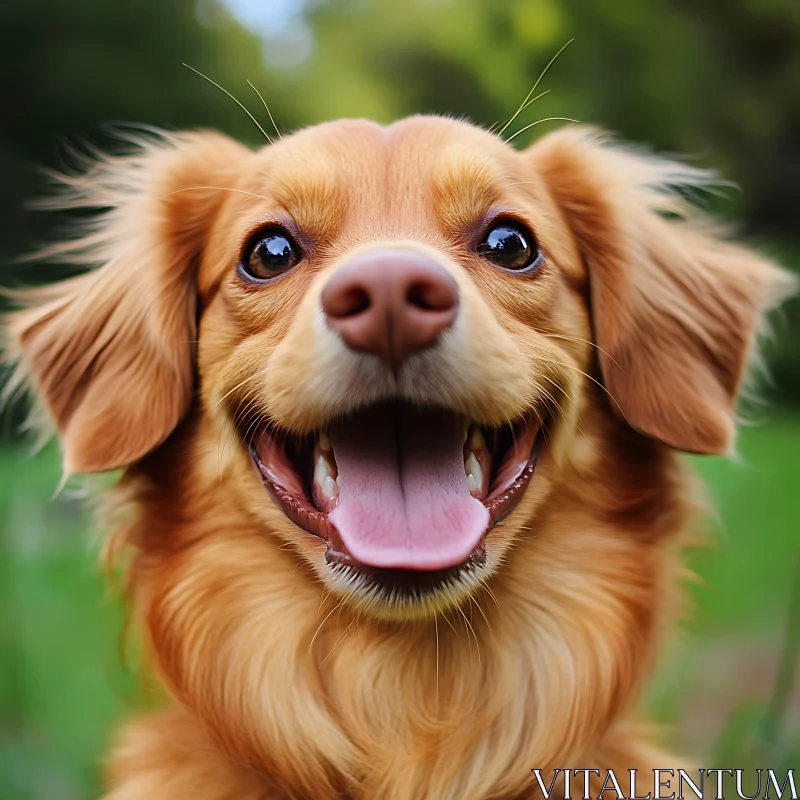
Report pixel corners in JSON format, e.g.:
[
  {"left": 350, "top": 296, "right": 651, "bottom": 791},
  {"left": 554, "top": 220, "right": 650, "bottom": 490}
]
[
  {"left": 240, "top": 228, "right": 301, "bottom": 281},
  {"left": 477, "top": 222, "right": 539, "bottom": 272}
]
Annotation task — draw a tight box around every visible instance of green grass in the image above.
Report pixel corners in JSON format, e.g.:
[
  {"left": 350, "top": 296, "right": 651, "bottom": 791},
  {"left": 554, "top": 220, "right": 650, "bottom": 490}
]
[
  {"left": 647, "top": 415, "right": 800, "bottom": 768},
  {"left": 0, "top": 448, "right": 137, "bottom": 800},
  {"left": 1, "top": 416, "right": 799, "bottom": 798},
  {"left": 691, "top": 419, "right": 800, "bottom": 634}
]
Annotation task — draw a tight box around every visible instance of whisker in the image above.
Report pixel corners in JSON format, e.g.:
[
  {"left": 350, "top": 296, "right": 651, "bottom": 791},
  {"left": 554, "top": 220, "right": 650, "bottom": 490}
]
[
  {"left": 219, "top": 395, "right": 262, "bottom": 473},
  {"left": 459, "top": 606, "right": 481, "bottom": 665},
  {"left": 215, "top": 417, "right": 232, "bottom": 480},
  {"left": 505, "top": 117, "right": 580, "bottom": 144},
  {"left": 288, "top": 567, "right": 304, "bottom": 605},
  {"left": 495, "top": 39, "right": 574, "bottom": 137},
  {"left": 182, "top": 63, "right": 273, "bottom": 143},
  {"left": 536, "top": 378, "right": 567, "bottom": 419},
  {"left": 478, "top": 576, "right": 500, "bottom": 609},
  {"left": 238, "top": 396, "right": 264, "bottom": 433},
  {"left": 215, "top": 373, "right": 262, "bottom": 410},
  {"left": 469, "top": 595, "right": 494, "bottom": 645},
  {"left": 230, "top": 402, "right": 258, "bottom": 441},
  {"left": 535, "top": 330, "right": 623, "bottom": 370},
  {"left": 219, "top": 395, "right": 259, "bottom": 476},
  {"left": 442, "top": 612, "right": 460, "bottom": 638},
  {"left": 316, "top": 587, "right": 332, "bottom": 622},
  {"left": 543, "top": 374, "right": 588, "bottom": 436},
  {"left": 247, "top": 80, "right": 282, "bottom": 140},
  {"left": 320, "top": 620, "right": 354, "bottom": 666},
  {"left": 545, "top": 359, "right": 623, "bottom": 413},
  {"left": 488, "top": 90, "right": 550, "bottom": 135},
  {"left": 336, "top": 594, "right": 347, "bottom": 627},
  {"left": 459, "top": 607, "right": 473, "bottom": 662},
  {"left": 434, "top": 614, "right": 440, "bottom": 711},
  {"left": 309, "top": 599, "right": 344, "bottom": 655},
  {"left": 229, "top": 396, "right": 260, "bottom": 438},
  {"left": 354, "top": 615, "right": 365, "bottom": 658},
  {"left": 511, "top": 89, "right": 552, "bottom": 120}
]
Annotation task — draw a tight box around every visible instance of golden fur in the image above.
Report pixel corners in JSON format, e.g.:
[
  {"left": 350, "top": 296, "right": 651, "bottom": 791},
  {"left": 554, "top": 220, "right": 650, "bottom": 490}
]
[{"left": 4, "top": 117, "right": 795, "bottom": 799}]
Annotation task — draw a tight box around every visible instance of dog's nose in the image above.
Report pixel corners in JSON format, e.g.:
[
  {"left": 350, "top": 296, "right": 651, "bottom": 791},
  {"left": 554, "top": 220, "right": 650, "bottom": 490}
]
[{"left": 321, "top": 249, "right": 459, "bottom": 371}]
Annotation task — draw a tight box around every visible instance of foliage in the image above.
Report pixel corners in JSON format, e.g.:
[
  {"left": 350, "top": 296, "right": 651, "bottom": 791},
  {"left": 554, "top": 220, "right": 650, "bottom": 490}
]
[
  {"left": 2, "top": 0, "right": 799, "bottom": 398},
  {"left": 260, "top": 0, "right": 800, "bottom": 234}
]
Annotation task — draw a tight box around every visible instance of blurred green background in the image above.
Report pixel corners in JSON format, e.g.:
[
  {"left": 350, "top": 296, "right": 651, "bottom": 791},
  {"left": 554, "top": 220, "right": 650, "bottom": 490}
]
[{"left": 1, "top": 1, "right": 799, "bottom": 797}]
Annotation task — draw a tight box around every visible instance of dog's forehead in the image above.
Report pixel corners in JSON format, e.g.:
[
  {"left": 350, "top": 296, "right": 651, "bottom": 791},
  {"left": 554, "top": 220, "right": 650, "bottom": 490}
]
[
  {"left": 257, "top": 115, "right": 513, "bottom": 172},
  {"left": 244, "top": 116, "right": 525, "bottom": 238}
]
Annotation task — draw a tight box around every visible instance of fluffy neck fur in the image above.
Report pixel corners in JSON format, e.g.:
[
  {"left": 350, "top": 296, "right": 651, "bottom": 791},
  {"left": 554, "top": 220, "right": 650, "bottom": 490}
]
[{"left": 105, "top": 410, "right": 698, "bottom": 800}]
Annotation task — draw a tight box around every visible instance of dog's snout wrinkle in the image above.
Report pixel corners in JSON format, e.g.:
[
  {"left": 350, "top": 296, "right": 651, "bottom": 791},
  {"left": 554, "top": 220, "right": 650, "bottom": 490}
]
[{"left": 321, "top": 249, "right": 459, "bottom": 372}]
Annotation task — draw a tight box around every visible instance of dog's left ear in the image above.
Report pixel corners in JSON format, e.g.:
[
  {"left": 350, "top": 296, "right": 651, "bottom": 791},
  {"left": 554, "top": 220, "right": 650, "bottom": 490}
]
[
  {"left": 528, "top": 126, "right": 796, "bottom": 454},
  {"left": 5, "top": 131, "right": 249, "bottom": 474}
]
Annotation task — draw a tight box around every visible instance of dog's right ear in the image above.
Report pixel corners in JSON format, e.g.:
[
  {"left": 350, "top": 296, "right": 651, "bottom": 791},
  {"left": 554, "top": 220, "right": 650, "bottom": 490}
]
[
  {"left": 4, "top": 131, "right": 249, "bottom": 475},
  {"left": 527, "top": 127, "right": 795, "bottom": 455}
]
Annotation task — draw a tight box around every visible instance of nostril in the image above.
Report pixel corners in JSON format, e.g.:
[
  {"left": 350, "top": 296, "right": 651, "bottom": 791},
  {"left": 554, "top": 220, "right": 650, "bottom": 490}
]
[
  {"left": 322, "top": 284, "right": 371, "bottom": 319},
  {"left": 341, "top": 287, "right": 371, "bottom": 317},
  {"left": 406, "top": 277, "right": 458, "bottom": 312}
]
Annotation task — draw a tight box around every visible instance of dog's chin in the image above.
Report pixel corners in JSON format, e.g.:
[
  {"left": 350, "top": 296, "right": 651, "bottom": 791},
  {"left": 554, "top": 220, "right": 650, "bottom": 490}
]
[{"left": 244, "top": 400, "right": 545, "bottom": 619}]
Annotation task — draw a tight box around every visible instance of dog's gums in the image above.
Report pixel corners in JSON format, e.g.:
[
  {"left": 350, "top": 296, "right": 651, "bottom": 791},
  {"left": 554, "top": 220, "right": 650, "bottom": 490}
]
[{"left": 249, "top": 402, "right": 543, "bottom": 606}]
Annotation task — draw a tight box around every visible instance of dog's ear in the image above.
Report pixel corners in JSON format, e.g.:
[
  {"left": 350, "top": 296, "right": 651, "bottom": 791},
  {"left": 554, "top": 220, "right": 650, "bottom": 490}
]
[
  {"left": 4, "top": 131, "right": 249, "bottom": 474},
  {"left": 528, "top": 127, "right": 795, "bottom": 454}
]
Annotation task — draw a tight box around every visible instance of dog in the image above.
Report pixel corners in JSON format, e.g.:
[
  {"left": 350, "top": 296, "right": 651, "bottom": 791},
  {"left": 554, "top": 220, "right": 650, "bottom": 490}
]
[{"left": 4, "top": 116, "right": 794, "bottom": 799}]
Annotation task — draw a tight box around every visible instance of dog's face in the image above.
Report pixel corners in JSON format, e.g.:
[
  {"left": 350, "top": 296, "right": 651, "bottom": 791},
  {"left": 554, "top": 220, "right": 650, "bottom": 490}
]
[
  {"left": 9, "top": 117, "right": 788, "bottom": 624},
  {"left": 198, "top": 117, "right": 585, "bottom": 618}
]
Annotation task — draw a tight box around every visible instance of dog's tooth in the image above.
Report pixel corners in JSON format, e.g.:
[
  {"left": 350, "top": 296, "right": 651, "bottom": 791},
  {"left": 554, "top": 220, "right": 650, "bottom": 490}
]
[
  {"left": 314, "top": 455, "right": 330, "bottom": 489},
  {"left": 312, "top": 451, "right": 339, "bottom": 512},
  {"left": 465, "top": 452, "right": 483, "bottom": 498},
  {"left": 322, "top": 475, "right": 338, "bottom": 499},
  {"left": 319, "top": 431, "right": 332, "bottom": 452}
]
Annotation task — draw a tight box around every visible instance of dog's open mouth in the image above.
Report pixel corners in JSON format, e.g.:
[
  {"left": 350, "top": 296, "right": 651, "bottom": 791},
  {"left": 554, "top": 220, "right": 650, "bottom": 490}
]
[{"left": 248, "top": 402, "right": 543, "bottom": 584}]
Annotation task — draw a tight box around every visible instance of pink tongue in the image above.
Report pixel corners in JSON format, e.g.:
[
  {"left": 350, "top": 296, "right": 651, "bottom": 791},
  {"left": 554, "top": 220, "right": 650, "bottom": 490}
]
[{"left": 329, "top": 406, "right": 489, "bottom": 571}]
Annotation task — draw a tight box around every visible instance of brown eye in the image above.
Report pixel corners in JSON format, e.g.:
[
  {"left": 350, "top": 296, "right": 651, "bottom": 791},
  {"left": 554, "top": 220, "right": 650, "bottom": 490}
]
[
  {"left": 240, "top": 228, "right": 301, "bottom": 281},
  {"left": 477, "top": 222, "right": 540, "bottom": 272}
]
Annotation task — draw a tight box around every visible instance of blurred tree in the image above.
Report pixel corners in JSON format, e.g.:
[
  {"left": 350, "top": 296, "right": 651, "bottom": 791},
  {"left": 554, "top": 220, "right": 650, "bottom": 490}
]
[
  {"left": 1, "top": 0, "right": 798, "bottom": 397},
  {"left": 0, "top": 0, "right": 275, "bottom": 278},
  {"left": 259, "top": 0, "right": 800, "bottom": 235}
]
